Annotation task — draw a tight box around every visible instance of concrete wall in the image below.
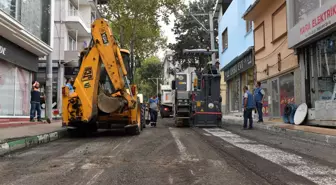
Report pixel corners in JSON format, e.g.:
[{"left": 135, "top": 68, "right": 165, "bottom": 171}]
[
  {"left": 251, "top": 0, "right": 298, "bottom": 81},
  {"left": 218, "top": 0, "right": 255, "bottom": 69},
  {"left": 220, "top": 71, "right": 227, "bottom": 114}
]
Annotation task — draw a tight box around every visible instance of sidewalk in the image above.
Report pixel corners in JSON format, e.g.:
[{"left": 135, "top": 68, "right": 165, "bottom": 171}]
[
  {"left": 222, "top": 115, "right": 336, "bottom": 145},
  {"left": 0, "top": 120, "right": 66, "bottom": 156}
]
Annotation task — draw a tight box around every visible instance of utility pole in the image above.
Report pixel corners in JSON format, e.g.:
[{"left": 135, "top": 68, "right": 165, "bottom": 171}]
[
  {"left": 189, "top": 11, "right": 216, "bottom": 65},
  {"left": 209, "top": 12, "right": 216, "bottom": 65},
  {"left": 45, "top": 0, "right": 53, "bottom": 121},
  {"left": 148, "top": 78, "right": 162, "bottom": 98}
]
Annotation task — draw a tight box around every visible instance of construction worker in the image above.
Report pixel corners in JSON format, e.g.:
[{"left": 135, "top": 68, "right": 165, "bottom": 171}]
[
  {"left": 242, "top": 85, "right": 255, "bottom": 129},
  {"left": 65, "top": 77, "right": 74, "bottom": 94},
  {"left": 149, "top": 95, "right": 159, "bottom": 126}
]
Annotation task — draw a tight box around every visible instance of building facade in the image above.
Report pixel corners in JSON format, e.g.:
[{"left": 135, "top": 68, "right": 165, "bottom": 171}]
[
  {"left": 214, "top": 0, "right": 255, "bottom": 114},
  {"left": 38, "top": 0, "right": 100, "bottom": 113},
  {"left": 244, "top": 0, "right": 300, "bottom": 119},
  {"left": 287, "top": 0, "right": 336, "bottom": 125},
  {"left": 0, "top": 0, "right": 52, "bottom": 120}
]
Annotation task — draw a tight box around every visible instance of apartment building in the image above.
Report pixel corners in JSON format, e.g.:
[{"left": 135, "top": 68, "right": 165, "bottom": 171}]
[
  {"left": 0, "top": 0, "right": 52, "bottom": 121},
  {"left": 243, "top": 0, "right": 300, "bottom": 119},
  {"left": 214, "top": 0, "right": 255, "bottom": 114},
  {"left": 37, "top": 0, "right": 101, "bottom": 112},
  {"left": 286, "top": 0, "right": 336, "bottom": 126}
]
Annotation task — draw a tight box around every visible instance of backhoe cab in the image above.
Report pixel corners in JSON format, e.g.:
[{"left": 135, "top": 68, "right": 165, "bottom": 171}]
[{"left": 62, "top": 19, "right": 142, "bottom": 135}]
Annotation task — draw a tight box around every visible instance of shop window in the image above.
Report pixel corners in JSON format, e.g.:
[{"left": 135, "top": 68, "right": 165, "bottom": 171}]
[
  {"left": 222, "top": 28, "right": 228, "bottom": 52},
  {"left": 271, "top": 79, "right": 280, "bottom": 117},
  {"left": 0, "top": 60, "right": 32, "bottom": 116},
  {"left": 0, "top": 60, "right": 15, "bottom": 116},
  {"left": 260, "top": 81, "right": 269, "bottom": 117},
  {"left": 229, "top": 76, "right": 240, "bottom": 112},
  {"left": 279, "top": 72, "right": 295, "bottom": 116},
  {"left": 15, "top": 68, "right": 31, "bottom": 116},
  {"left": 314, "top": 37, "right": 336, "bottom": 101}
]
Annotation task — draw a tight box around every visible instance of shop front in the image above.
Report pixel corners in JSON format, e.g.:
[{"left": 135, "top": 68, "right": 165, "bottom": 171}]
[
  {"left": 0, "top": 36, "right": 39, "bottom": 119},
  {"left": 223, "top": 47, "right": 255, "bottom": 113},
  {"left": 287, "top": 0, "right": 336, "bottom": 125}
]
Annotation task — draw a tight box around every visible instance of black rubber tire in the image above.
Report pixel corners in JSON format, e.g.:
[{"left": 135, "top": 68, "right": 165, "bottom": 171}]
[{"left": 126, "top": 126, "right": 140, "bottom": 135}]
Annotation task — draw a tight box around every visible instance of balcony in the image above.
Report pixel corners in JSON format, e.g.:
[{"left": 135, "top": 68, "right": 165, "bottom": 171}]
[{"left": 65, "top": 10, "right": 91, "bottom": 37}]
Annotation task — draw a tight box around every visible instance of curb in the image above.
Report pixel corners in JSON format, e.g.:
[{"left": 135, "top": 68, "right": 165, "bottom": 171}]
[
  {"left": 0, "top": 129, "right": 67, "bottom": 156},
  {"left": 222, "top": 117, "right": 336, "bottom": 146}
]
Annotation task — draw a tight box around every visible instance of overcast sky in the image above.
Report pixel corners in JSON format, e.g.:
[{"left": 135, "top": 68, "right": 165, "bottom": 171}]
[{"left": 157, "top": 0, "right": 195, "bottom": 60}]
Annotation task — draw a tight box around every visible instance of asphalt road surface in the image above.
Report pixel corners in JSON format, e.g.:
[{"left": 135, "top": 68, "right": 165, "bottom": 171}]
[{"left": 0, "top": 118, "right": 335, "bottom": 185}]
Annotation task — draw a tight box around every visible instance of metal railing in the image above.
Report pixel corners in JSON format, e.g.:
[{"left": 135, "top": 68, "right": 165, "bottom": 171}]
[{"left": 67, "top": 9, "right": 91, "bottom": 28}]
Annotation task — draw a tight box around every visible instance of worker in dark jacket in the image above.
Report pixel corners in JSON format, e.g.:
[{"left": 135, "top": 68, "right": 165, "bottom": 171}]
[
  {"left": 242, "top": 86, "right": 254, "bottom": 129},
  {"left": 254, "top": 82, "right": 265, "bottom": 123},
  {"left": 30, "top": 81, "right": 42, "bottom": 122}
]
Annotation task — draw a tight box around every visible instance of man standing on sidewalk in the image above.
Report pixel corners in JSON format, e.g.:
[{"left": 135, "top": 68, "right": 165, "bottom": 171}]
[
  {"left": 30, "top": 81, "right": 42, "bottom": 122},
  {"left": 243, "top": 86, "right": 254, "bottom": 129},
  {"left": 254, "top": 82, "right": 265, "bottom": 123}
]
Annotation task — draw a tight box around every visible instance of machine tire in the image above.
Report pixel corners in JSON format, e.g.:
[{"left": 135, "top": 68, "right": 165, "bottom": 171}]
[{"left": 126, "top": 126, "right": 140, "bottom": 135}]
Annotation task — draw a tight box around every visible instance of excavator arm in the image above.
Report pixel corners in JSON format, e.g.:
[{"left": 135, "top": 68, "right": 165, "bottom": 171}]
[{"left": 62, "top": 18, "right": 136, "bottom": 124}]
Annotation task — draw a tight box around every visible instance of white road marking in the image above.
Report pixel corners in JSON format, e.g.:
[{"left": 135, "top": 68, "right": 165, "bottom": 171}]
[
  {"left": 190, "top": 169, "right": 195, "bottom": 176},
  {"left": 204, "top": 128, "right": 336, "bottom": 185},
  {"left": 86, "top": 169, "right": 104, "bottom": 185},
  {"left": 112, "top": 143, "right": 121, "bottom": 151},
  {"left": 116, "top": 138, "right": 133, "bottom": 156},
  {"left": 203, "top": 133, "right": 211, "bottom": 136},
  {"left": 169, "top": 127, "right": 199, "bottom": 162},
  {"left": 168, "top": 174, "right": 174, "bottom": 184}
]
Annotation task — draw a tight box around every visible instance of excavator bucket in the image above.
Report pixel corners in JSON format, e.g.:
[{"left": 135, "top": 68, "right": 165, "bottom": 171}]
[{"left": 98, "top": 93, "right": 126, "bottom": 113}]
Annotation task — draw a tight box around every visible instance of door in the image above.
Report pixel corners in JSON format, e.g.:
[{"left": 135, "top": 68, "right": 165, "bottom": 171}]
[{"left": 271, "top": 79, "right": 280, "bottom": 117}]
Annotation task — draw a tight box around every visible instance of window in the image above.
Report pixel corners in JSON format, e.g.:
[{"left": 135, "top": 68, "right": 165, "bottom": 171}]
[
  {"left": 69, "top": 1, "right": 77, "bottom": 16},
  {"left": 222, "top": 28, "right": 228, "bottom": 52},
  {"left": 254, "top": 22, "right": 265, "bottom": 53},
  {"left": 272, "top": 3, "right": 287, "bottom": 42},
  {"left": 68, "top": 35, "right": 76, "bottom": 51},
  {"left": 279, "top": 72, "right": 295, "bottom": 116},
  {"left": 246, "top": 20, "right": 252, "bottom": 33}
]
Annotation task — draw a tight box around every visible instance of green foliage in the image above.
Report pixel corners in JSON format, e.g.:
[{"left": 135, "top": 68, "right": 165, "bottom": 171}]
[
  {"left": 99, "top": 0, "right": 182, "bottom": 81},
  {"left": 134, "top": 56, "right": 162, "bottom": 98},
  {"left": 169, "top": 0, "right": 218, "bottom": 70}
]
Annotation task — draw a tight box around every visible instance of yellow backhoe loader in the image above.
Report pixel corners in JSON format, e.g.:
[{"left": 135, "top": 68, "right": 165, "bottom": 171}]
[{"left": 62, "top": 18, "right": 142, "bottom": 135}]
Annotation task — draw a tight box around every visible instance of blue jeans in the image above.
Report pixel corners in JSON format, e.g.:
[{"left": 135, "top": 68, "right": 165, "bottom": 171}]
[
  {"left": 243, "top": 108, "right": 253, "bottom": 128},
  {"left": 30, "top": 102, "right": 41, "bottom": 120},
  {"left": 150, "top": 109, "right": 158, "bottom": 122},
  {"left": 256, "top": 102, "right": 263, "bottom": 122}
]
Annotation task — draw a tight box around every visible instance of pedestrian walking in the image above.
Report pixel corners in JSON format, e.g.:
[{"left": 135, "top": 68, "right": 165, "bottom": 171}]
[
  {"left": 254, "top": 82, "right": 265, "bottom": 123},
  {"left": 243, "top": 86, "right": 254, "bottom": 129},
  {"left": 149, "top": 95, "right": 159, "bottom": 126},
  {"left": 30, "top": 81, "right": 42, "bottom": 122}
]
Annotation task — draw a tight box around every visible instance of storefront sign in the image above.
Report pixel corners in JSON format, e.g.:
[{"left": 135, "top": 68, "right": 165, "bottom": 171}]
[
  {"left": 288, "top": 1, "right": 336, "bottom": 48},
  {"left": 223, "top": 51, "right": 253, "bottom": 81},
  {"left": 0, "top": 36, "right": 39, "bottom": 72},
  {"left": 0, "top": 45, "right": 6, "bottom": 56}
]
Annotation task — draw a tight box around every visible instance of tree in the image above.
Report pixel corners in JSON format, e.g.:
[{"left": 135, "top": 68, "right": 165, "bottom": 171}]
[
  {"left": 134, "top": 56, "right": 163, "bottom": 99},
  {"left": 169, "top": 0, "right": 218, "bottom": 71},
  {"left": 99, "top": 0, "right": 182, "bottom": 82}
]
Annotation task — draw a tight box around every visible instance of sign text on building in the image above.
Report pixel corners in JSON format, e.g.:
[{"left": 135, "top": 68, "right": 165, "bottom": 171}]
[
  {"left": 0, "top": 45, "right": 6, "bottom": 56},
  {"left": 300, "top": 3, "right": 336, "bottom": 38},
  {"left": 224, "top": 51, "right": 253, "bottom": 81}
]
